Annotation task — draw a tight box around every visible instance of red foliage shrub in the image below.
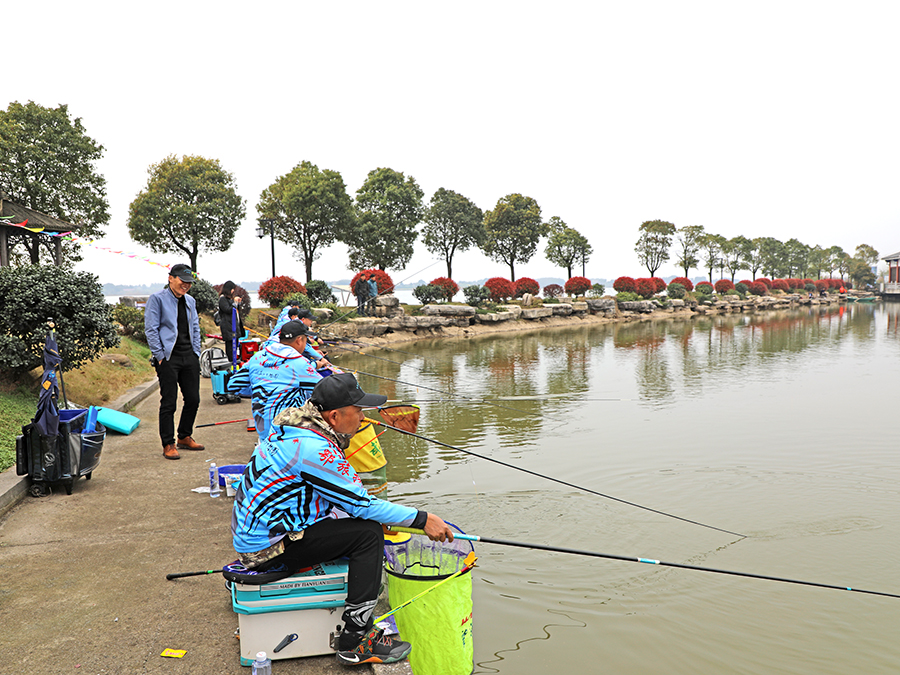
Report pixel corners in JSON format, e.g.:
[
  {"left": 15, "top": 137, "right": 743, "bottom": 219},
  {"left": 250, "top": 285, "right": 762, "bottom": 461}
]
[
  {"left": 749, "top": 281, "right": 767, "bottom": 296},
  {"left": 634, "top": 278, "right": 656, "bottom": 299},
  {"left": 670, "top": 276, "right": 694, "bottom": 292},
  {"left": 786, "top": 278, "right": 802, "bottom": 289},
  {"left": 714, "top": 279, "right": 735, "bottom": 293},
  {"left": 771, "top": 279, "right": 789, "bottom": 292},
  {"left": 696, "top": 281, "right": 714, "bottom": 294},
  {"left": 258, "top": 276, "right": 307, "bottom": 307},
  {"left": 613, "top": 276, "right": 636, "bottom": 293},
  {"left": 756, "top": 277, "right": 773, "bottom": 288},
  {"left": 429, "top": 277, "right": 460, "bottom": 301},
  {"left": 565, "top": 276, "right": 592, "bottom": 296},
  {"left": 515, "top": 277, "right": 540, "bottom": 297},
  {"left": 802, "top": 279, "right": 815, "bottom": 287},
  {"left": 543, "top": 283, "right": 563, "bottom": 298},
  {"left": 737, "top": 279, "right": 753, "bottom": 287},
  {"left": 350, "top": 269, "right": 395, "bottom": 296},
  {"left": 651, "top": 277, "right": 667, "bottom": 293},
  {"left": 815, "top": 280, "right": 828, "bottom": 291},
  {"left": 485, "top": 277, "right": 515, "bottom": 302}
]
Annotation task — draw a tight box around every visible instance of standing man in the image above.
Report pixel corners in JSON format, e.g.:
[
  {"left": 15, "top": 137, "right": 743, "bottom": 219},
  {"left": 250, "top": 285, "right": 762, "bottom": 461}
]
[
  {"left": 145, "top": 264, "right": 205, "bottom": 460},
  {"left": 354, "top": 273, "right": 370, "bottom": 316},
  {"left": 366, "top": 274, "right": 378, "bottom": 316},
  {"left": 232, "top": 373, "right": 453, "bottom": 665}
]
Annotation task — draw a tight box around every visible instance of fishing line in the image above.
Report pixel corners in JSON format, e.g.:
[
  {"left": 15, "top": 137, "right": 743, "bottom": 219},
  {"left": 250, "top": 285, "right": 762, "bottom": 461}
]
[
  {"left": 354, "top": 369, "right": 566, "bottom": 421},
  {"left": 388, "top": 528, "right": 899, "bottom": 600},
  {"left": 373, "top": 420, "right": 746, "bottom": 538}
]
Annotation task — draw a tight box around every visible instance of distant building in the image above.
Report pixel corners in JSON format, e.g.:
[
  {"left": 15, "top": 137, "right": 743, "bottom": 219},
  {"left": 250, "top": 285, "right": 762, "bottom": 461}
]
[
  {"left": 882, "top": 250, "right": 900, "bottom": 296},
  {"left": 0, "top": 190, "right": 76, "bottom": 267}
]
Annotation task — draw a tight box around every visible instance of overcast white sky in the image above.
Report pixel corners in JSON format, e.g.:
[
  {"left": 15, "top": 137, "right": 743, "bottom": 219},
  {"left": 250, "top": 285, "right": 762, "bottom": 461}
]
[{"left": 5, "top": 1, "right": 900, "bottom": 288}]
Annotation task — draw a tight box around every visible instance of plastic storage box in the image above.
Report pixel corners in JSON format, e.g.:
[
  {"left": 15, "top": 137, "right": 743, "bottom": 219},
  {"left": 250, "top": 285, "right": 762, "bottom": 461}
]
[{"left": 231, "top": 560, "right": 348, "bottom": 665}]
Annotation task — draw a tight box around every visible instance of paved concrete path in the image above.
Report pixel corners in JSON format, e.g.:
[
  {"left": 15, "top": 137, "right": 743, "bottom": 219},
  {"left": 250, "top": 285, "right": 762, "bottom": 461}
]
[{"left": 0, "top": 376, "right": 392, "bottom": 674}]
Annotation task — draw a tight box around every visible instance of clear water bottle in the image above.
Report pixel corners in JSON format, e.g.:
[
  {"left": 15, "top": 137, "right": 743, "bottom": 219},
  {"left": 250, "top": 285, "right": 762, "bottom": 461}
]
[
  {"left": 251, "top": 651, "right": 272, "bottom": 675},
  {"left": 209, "top": 463, "right": 221, "bottom": 498}
]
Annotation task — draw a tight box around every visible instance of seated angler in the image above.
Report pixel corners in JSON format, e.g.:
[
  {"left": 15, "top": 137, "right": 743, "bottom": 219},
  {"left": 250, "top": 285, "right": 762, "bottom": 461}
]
[
  {"left": 227, "top": 320, "right": 322, "bottom": 441},
  {"left": 231, "top": 373, "right": 454, "bottom": 666},
  {"left": 268, "top": 307, "right": 332, "bottom": 370}
]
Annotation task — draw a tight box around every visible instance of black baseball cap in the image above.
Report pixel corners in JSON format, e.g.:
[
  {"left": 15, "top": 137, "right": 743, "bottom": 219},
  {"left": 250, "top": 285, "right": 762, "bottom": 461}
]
[
  {"left": 295, "top": 308, "right": 313, "bottom": 320},
  {"left": 169, "top": 264, "right": 195, "bottom": 282},
  {"left": 279, "top": 320, "right": 309, "bottom": 340},
  {"left": 310, "top": 373, "right": 387, "bottom": 412}
]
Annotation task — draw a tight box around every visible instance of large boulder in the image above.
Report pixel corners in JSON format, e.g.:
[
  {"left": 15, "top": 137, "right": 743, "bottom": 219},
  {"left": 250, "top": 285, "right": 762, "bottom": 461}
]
[
  {"left": 549, "top": 303, "right": 573, "bottom": 316},
  {"left": 421, "top": 304, "right": 476, "bottom": 317},
  {"left": 617, "top": 300, "right": 655, "bottom": 313},
  {"left": 521, "top": 307, "right": 553, "bottom": 319},
  {"left": 586, "top": 298, "right": 617, "bottom": 316}
]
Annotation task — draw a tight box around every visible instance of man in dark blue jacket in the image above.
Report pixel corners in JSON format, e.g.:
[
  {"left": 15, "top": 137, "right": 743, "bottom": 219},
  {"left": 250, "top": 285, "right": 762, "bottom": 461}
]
[{"left": 144, "top": 264, "right": 205, "bottom": 460}]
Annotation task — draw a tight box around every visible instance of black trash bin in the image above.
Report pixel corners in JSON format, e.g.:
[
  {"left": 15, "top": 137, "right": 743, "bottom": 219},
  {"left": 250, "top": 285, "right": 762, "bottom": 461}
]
[{"left": 16, "top": 409, "right": 106, "bottom": 497}]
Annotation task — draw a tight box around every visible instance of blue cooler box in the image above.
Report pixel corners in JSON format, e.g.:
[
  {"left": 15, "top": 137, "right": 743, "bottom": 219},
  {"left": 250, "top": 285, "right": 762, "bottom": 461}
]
[{"left": 232, "top": 560, "right": 348, "bottom": 665}]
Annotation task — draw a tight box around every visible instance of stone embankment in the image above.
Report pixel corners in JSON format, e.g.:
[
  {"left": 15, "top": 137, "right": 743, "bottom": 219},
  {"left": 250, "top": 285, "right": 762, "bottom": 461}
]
[{"left": 317, "top": 292, "right": 850, "bottom": 341}]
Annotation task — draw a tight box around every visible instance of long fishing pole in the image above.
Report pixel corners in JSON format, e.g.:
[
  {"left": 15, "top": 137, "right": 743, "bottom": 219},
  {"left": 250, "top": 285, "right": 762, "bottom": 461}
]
[
  {"left": 355, "top": 369, "right": 566, "bottom": 421},
  {"left": 195, "top": 418, "right": 249, "bottom": 429},
  {"left": 331, "top": 346, "right": 405, "bottom": 365},
  {"left": 373, "top": 419, "right": 745, "bottom": 538},
  {"left": 388, "top": 527, "right": 900, "bottom": 600}
]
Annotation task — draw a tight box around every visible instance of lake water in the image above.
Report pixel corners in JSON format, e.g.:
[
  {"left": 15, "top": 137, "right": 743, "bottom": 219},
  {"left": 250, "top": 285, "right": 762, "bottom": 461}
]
[{"left": 333, "top": 302, "right": 900, "bottom": 675}]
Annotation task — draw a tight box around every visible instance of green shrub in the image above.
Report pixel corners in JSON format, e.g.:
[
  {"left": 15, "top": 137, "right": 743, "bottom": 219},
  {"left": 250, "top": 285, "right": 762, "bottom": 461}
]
[
  {"left": 725, "top": 289, "right": 740, "bottom": 296},
  {"left": 111, "top": 304, "right": 147, "bottom": 343},
  {"left": 735, "top": 282, "right": 749, "bottom": 296},
  {"left": 695, "top": 282, "right": 714, "bottom": 296},
  {"left": 615, "top": 291, "right": 641, "bottom": 302},
  {"left": 543, "top": 298, "right": 560, "bottom": 304},
  {"left": 0, "top": 264, "right": 119, "bottom": 375},
  {"left": 188, "top": 277, "right": 218, "bottom": 314},
  {"left": 588, "top": 283, "right": 606, "bottom": 298},
  {"left": 666, "top": 282, "right": 686, "bottom": 299},
  {"left": 413, "top": 284, "right": 442, "bottom": 305},
  {"left": 306, "top": 280, "right": 337, "bottom": 305},
  {"left": 464, "top": 285, "right": 491, "bottom": 307},
  {"left": 283, "top": 291, "right": 313, "bottom": 310}
]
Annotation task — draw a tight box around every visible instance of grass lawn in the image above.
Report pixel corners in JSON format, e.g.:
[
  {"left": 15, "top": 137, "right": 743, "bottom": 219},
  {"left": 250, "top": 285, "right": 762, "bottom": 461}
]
[{"left": 0, "top": 384, "right": 38, "bottom": 473}]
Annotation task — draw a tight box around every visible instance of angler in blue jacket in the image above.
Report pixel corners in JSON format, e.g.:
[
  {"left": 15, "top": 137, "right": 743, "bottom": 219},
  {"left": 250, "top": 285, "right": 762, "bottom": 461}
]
[
  {"left": 228, "top": 320, "right": 322, "bottom": 441},
  {"left": 144, "top": 264, "right": 205, "bottom": 460},
  {"left": 267, "top": 306, "right": 331, "bottom": 368},
  {"left": 232, "top": 373, "right": 453, "bottom": 665}
]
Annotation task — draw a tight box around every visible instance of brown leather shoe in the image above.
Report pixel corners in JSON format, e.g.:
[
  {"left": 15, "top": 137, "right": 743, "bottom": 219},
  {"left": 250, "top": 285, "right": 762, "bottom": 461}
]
[
  {"left": 163, "top": 443, "right": 180, "bottom": 460},
  {"left": 176, "top": 436, "right": 205, "bottom": 451}
]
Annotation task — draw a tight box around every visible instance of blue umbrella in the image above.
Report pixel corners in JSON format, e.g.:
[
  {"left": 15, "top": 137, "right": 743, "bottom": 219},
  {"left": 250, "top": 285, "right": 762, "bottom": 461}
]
[{"left": 34, "top": 330, "right": 61, "bottom": 437}]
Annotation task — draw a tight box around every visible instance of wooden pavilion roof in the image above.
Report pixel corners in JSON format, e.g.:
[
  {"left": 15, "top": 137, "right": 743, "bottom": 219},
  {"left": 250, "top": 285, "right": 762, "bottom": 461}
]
[{"left": 0, "top": 190, "right": 77, "bottom": 233}]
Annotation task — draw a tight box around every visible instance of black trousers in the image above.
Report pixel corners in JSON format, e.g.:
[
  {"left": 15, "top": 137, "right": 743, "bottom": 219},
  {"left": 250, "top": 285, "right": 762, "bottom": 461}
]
[
  {"left": 155, "top": 349, "right": 201, "bottom": 446},
  {"left": 222, "top": 334, "right": 238, "bottom": 364},
  {"left": 257, "top": 518, "right": 384, "bottom": 632}
]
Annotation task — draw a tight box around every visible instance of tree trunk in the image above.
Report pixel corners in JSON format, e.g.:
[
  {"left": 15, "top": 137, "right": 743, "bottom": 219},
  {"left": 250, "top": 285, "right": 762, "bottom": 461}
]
[
  {"left": 509, "top": 263, "right": 515, "bottom": 281},
  {"left": 305, "top": 258, "right": 313, "bottom": 283},
  {"left": 446, "top": 259, "right": 453, "bottom": 279}
]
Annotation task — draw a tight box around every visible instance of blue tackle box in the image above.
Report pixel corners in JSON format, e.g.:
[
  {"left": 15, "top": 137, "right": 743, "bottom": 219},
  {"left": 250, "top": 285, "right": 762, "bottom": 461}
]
[{"left": 231, "top": 560, "right": 348, "bottom": 665}]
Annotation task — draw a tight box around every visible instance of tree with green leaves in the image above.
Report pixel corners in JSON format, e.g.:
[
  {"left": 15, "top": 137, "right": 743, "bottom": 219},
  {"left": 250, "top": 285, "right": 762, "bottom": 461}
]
[
  {"left": 634, "top": 219, "right": 676, "bottom": 277},
  {"left": 854, "top": 243, "right": 879, "bottom": 268},
  {"left": 0, "top": 101, "right": 109, "bottom": 265},
  {"left": 127, "top": 155, "right": 246, "bottom": 273},
  {"left": 699, "top": 233, "right": 726, "bottom": 282},
  {"left": 784, "top": 238, "right": 810, "bottom": 278},
  {"left": 746, "top": 238, "right": 765, "bottom": 279},
  {"left": 825, "top": 245, "right": 846, "bottom": 278},
  {"left": 482, "top": 193, "right": 546, "bottom": 280},
  {"left": 807, "top": 245, "right": 827, "bottom": 279},
  {"left": 758, "top": 237, "right": 786, "bottom": 279},
  {"left": 722, "top": 235, "right": 750, "bottom": 282},
  {"left": 544, "top": 216, "right": 592, "bottom": 278},
  {"left": 836, "top": 250, "right": 852, "bottom": 280},
  {"left": 674, "top": 224, "right": 704, "bottom": 278},
  {"left": 344, "top": 168, "right": 424, "bottom": 272},
  {"left": 849, "top": 257, "right": 876, "bottom": 289},
  {"left": 257, "top": 161, "right": 355, "bottom": 282},
  {"left": 422, "top": 188, "right": 483, "bottom": 279}
]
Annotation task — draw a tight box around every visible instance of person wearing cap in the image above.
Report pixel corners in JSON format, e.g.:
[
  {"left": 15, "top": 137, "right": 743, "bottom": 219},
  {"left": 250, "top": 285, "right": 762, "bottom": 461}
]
[
  {"left": 144, "top": 264, "right": 205, "bottom": 459},
  {"left": 234, "top": 319, "right": 323, "bottom": 440},
  {"left": 231, "top": 373, "right": 454, "bottom": 665},
  {"left": 267, "top": 306, "right": 332, "bottom": 369}
]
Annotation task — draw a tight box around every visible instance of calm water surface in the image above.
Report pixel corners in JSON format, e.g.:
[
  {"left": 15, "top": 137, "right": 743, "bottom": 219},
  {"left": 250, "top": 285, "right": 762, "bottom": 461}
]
[{"left": 337, "top": 303, "right": 900, "bottom": 675}]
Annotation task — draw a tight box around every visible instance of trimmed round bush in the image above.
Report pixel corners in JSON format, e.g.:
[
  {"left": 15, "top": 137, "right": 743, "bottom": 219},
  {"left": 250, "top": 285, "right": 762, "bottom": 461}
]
[
  {"left": 696, "top": 281, "right": 714, "bottom": 295},
  {"left": 613, "top": 276, "right": 636, "bottom": 293},
  {"left": 305, "top": 280, "right": 337, "bottom": 305},
  {"left": 714, "top": 279, "right": 735, "bottom": 294},
  {"left": 188, "top": 277, "right": 218, "bottom": 314},
  {"left": 786, "top": 278, "right": 802, "bottom": 289},
  {"left": 815, "top": 280, "right": 828, "bottom": 292},
  {"left": 258, "top": 276, "right": 307, "bottom": 307},
  {"left": 565, "top": 276, "right": 592, "bottom": 296},
  {"left": 464, "top": 285, "right": 492, "bottom": 306},
  {"left": 543, "top": 283, "right": 563, "bottom": 298},
  {"left": 805, "top": 283, "right": 816, "bottom": 292},
  {"left": 429, "top": 277, "right": 460, "bottom": 302},
  {"left": 735, "top": 282, "right": 749, "bottom": 295},
  {"left": 670, "top": 276, "right": 694, "bottom": 292},
  {"left": 515, "top": 277, "right": 540, "bottom": 298},
  {"left": 413, "top": 284, "right": 442, "bottom": 305},
  {"left": 615, "top": 291, "right": 641, "bottom": 302},
  {"left": 756, "top": 277, "right": 773, "bottom": 288},
  {"left": 588, "top": 283, "right": 606, "bottom": 297},
  {"left": 485, "top": 277, "right": 515, "bottom": 302},
  {"left": 771, "top": 279, "right": 789, "bottom": 292},
  {"left": 749, "top": 281, "right": 767, "bottom": 296},
  {"left": 634, "top": 278, "right": 656, "bottom": 299},
  {"left": 667, "top": 282, "right": 686, "bottom": 299}
]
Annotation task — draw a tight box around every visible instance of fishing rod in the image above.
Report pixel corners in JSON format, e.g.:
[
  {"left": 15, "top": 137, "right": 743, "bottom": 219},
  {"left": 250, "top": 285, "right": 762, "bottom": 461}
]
[
  {"left": 334, "top": 338, "right": 423, "bottom": 357},
  {"left": 195, "top": 418, "right": 249, "bottom": 429},
  {"left": 353, "top": 369, "right": 567, "bottom": 421},
  {"left": 330, "top": 346, "right": 405, "bottom": 366},
  {"left": 373, "top": 419, "right": 745, "bottom": 538},
  {"left": 387, "top": 527, "right": 900, "bottom": 600},
  {"left": 166, "top": 568, "right": 222, "bottom": 580}
]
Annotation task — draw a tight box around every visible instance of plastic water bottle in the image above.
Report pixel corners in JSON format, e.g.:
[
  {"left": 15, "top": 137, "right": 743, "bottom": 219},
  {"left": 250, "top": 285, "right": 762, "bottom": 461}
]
[
  {"left": 251, "top": 651, "right": 272, "bottom": 675},
  {"left": 209, "top": 463, "right": 221, "bottom": 498}
]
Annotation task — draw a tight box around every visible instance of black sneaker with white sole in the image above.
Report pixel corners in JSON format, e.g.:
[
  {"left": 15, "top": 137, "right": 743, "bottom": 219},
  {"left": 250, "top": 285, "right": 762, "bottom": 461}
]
[{"left": 336, "top": 627, "right": 411, "bottom": 666}]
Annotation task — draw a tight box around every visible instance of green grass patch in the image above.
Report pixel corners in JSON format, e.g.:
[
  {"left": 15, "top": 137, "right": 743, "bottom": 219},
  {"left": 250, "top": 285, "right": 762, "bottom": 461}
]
[{"left": 0, "top": 384, "right": 38, "bottom": 473}]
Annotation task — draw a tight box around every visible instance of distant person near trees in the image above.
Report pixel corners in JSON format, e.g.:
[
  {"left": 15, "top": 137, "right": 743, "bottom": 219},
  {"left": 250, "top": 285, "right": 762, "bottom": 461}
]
[
  {"left": 218, "top": 280, "right": 244, "bottom": 364},
  {"left": 355, "top": 273, "right": 370, "bottom": 316},
  {"left": 144, "top": 264, "right": 205, "bottom": 460},
  {"left": 367, "top": 275, "right": 378, "bottom": 315}
]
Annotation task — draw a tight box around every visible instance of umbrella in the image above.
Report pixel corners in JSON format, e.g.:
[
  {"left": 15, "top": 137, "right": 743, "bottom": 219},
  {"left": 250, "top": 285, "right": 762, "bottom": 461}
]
[{"left": 34, "top": 330, "right": 61, "bottom": 437}]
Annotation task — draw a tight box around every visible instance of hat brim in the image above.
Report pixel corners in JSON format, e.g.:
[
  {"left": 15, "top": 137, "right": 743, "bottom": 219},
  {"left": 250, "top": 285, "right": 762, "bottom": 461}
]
[
  {"left": 173, "top": 273, "right": 194, "bottom": 282},
  {"left": 355, "top": 392, "right": 388, "bottom": 409}
]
